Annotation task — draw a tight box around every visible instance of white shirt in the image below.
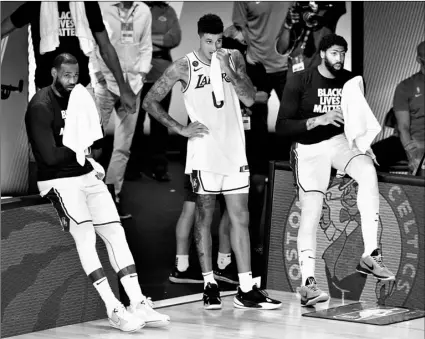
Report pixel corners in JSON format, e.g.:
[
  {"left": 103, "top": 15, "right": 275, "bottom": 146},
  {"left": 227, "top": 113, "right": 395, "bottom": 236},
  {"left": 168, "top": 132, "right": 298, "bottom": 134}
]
[
  {"left": 183, "top": 51, "right": 248, "bottom": 175},
  {"left": 90, "top": 1, "right": 152, "bottom": 96}
]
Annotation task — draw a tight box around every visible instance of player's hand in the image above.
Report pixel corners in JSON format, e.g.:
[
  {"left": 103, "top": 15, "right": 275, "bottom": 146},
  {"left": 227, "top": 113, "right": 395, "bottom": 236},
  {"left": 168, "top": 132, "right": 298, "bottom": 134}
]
[
  {"left": 120, "top": 84, "right": 137, "bottom": 114},
  {"left": 285, "top": 6, "right": 301, "bottom": 28},
  {"left": 216, "top": 48, "right": 231, "bottom": 69},
  {"left": 318, "top": 109, "right": 344, "bottom": 127},
  {"left": 405, "top": 141, "right": 423, "bottom": 174},
  {"left": 180, "top": 121, "right": 209, "bottom": 139},
  {"left": 255, "top": 90, "right": 269, "bottom": 104}
]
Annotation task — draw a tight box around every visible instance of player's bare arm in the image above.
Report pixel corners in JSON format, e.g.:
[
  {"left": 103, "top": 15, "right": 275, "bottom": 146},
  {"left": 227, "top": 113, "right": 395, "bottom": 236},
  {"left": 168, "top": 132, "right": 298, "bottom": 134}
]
[
  {"left": 142, "top": 58, "right": 208, "bottom": 138},
  {"left": 217, "top": 49, "right": 255, "bottom": 107}
]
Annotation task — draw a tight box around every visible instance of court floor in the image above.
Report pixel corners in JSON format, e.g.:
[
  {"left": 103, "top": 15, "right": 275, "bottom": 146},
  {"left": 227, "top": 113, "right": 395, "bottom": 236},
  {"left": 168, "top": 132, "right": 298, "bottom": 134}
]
[{"left": 8, "top": 290, "right": 424, "bottom": 339}]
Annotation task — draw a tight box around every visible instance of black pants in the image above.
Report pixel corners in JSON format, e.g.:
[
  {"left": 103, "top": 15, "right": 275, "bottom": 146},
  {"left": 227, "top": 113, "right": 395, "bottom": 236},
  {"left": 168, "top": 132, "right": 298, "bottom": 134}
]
[
  {"left": 127, "top": 82, "right": 172, "bottom": 175},
  {"left": 244, "top": 64, "right": 288, "bottom": 248},
  {"left": 245, "top": 63, "right": 288, "bottom": 175},
  {"left": 371, "top": 135, "right": 407, "bottom": 171}
]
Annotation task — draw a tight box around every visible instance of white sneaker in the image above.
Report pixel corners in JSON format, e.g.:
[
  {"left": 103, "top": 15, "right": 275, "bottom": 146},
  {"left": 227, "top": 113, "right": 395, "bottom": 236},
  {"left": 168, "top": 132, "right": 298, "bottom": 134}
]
[
  {"left": 128, "top": 297, "right": 170, "bottom": 327},
  {"left": 108, "top": 303, "right": 145, "bottom": 332}
]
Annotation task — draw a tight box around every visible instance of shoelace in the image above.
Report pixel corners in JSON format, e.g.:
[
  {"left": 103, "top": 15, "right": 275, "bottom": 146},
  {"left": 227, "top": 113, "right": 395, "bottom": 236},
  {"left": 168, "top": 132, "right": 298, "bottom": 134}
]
[
  {"left": 253, "top": 285, "right": 269, "bottom": 297},
  {"left": 114, "top": 303, "right": 134, "bottom": 321},
  {"left": 372, "top": 254, "right": 385, "bottom": 268},
  {"left": 307, "top": 284, "right": 319, "bottom": 292},
  {"left": 141, "top": 297, "right": 154, "bottom": 308}
]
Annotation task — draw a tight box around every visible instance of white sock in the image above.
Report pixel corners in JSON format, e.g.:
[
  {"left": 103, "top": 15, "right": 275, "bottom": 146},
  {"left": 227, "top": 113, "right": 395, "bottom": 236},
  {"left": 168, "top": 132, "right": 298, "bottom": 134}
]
[
  {"left": 120, "top": 274, "right": 144, "bottom": 306},
  {"left": 176, "top": 255, "right": 189, "bottom": 272},
  {"left": 299, "top": 249, "right": 315, "bottom": 286},
  {"left": 217, "top": 252, "right": 231, "bottom": 269},
  {"left": 93, "top": 277, "right": 121, "bottom": 316},
  {"left": 238, "top": 271, "right": 253, "bottom": 293},
  {"left": 361, "top": 212, "right": 379, "bottom": 257},
  {"left": 202, "top": 271, "right": 217, "bottom": 288}
]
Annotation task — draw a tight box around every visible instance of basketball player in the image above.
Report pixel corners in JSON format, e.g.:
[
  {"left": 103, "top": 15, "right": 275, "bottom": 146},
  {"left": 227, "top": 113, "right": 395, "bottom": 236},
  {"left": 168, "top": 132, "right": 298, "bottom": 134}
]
[
  {"left": 143, "top": 14, "right": 281, "bottom": 310},
  {"left": 276, "top": 34, "right": 395, "bottom": 307},
  {"left": 25, "top": 53, "right": 170, "bottom": 331}
]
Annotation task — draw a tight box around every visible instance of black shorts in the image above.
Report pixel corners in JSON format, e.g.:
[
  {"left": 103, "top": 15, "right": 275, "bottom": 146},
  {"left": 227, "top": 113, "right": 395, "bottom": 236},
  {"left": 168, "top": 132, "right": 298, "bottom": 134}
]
[{"left": 184, "top": 174, "right": 197, "bottom": 202}]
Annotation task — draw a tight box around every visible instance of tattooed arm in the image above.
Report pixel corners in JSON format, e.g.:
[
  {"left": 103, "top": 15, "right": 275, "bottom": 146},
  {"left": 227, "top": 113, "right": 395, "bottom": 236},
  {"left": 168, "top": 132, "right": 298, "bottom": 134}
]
[
  {"left": 142, "top": 57, "right": 209, "bottom": 138},
  {"left": 216, "top": 49, "right": 256, "bottom": 107}
]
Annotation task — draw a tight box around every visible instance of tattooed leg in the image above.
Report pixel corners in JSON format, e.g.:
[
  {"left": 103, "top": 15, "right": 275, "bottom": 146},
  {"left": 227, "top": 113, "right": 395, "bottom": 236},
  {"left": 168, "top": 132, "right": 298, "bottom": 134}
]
[{"left": 194, "top": 194, "right": 216, "bottom": 273}]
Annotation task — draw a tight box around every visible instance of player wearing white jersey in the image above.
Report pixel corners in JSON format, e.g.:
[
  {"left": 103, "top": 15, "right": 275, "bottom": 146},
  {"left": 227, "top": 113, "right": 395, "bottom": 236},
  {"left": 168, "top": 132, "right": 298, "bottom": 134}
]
[{"left": 143, "top": 14, "right": 281, "bottom": 310}]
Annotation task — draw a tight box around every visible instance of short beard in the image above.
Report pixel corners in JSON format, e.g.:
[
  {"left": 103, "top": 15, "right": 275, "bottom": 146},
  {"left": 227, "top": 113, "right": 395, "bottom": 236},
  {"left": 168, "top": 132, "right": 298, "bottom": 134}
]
[
  {"left": 324, "top": 58, "right": 343, "bottom": 76},
  {"left": 54, "top": 79, "right": 71, "bottom": 98}
]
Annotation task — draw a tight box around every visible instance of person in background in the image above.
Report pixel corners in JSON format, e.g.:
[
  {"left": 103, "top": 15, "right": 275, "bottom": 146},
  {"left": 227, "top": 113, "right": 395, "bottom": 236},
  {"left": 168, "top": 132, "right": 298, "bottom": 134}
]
[
  {"left": 372, "top": 41, "right": 424, "bottom": 175},
  {"left": 90, "top": 1, "right": 152, "bottom": 219},
  {"left": 1, "top": 1, "right": 136, "bottom": 113},
  {"left": 232, "top": 2, "right": 292, "bottom": 252},
  {"left": 25, "top": 53, "right": 169, "bottom": 333},
  {"left": 126, "top": 1, "right": 182, "bottom": 182},
  {"left": 277, "top": 2, "right": 346, "bottom": 78}
]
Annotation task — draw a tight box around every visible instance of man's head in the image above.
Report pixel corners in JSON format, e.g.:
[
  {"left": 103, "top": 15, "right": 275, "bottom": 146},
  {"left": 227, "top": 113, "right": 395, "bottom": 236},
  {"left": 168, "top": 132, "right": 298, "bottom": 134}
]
[
  {"left": 319, "top": 34, "right": 348, "bottom": 76},
  {"left": 417, "top": 41, "right": 425, "bottom": 74},
  {"left": 197, "top": 14, "right": 224, "bottom": 61},
  {"left": 51, "top": 53, "right": 79, "bottom": 97}
]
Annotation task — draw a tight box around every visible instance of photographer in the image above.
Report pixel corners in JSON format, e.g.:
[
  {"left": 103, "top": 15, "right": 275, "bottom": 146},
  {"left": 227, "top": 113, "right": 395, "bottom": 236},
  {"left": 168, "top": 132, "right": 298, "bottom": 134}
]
[{"left": 278, "top": 2, "right": 346, "bottom": 77}]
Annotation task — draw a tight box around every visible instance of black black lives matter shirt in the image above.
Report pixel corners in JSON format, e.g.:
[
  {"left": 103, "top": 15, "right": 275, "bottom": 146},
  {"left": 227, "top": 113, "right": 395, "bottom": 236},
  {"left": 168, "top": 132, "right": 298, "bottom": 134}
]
[
  {"left": 276, "top": 67, "right": 355, "bottom": 145},
  {"left": 11, "top": 1, "right": 105, "bottom": 88},
  {"left": 25, "top": 86, "right": 94, "bottom": 181}
]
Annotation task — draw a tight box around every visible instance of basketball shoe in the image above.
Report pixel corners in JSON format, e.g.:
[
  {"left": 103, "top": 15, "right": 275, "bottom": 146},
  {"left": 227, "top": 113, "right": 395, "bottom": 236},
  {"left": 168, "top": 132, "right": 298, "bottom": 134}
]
[
  {"left": 169, "top": 265, "right": 203, "bottom": 284},
  {"left": 108, "top": 303, "right": 145, "bottom": 332},
  {"left": 298, "top": 277, "right": 330, "bottom": 306},
  {"left": 203, "top": 283, "right": 222, "bottom": 310},
  {"left": 214, "top": 262, "right": 239, "bottom": 285},
  {"left": 356, "top": 248, "right": 395, "bottom": 280},
  {"left": 233, "top": 285, "right": 282, "bottom": 309},
  {"left": 127, "top": 297, "right": 170, "bottom": 327}
]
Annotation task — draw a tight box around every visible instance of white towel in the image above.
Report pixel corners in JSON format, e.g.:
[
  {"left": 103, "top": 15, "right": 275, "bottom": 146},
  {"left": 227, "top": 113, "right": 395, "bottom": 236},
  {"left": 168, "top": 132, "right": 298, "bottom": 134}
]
[
  {"left": 39, "top": 1, "right": 95, "bottom": 56},
  {"left": 210, "top": 51, "right": 225, "bottom": 102},
  {"left": 62, "top": 84, "right": 103, "bottom": 166},
  {"left": 341, "top": 76, "right": 381, "bottom": 153}
]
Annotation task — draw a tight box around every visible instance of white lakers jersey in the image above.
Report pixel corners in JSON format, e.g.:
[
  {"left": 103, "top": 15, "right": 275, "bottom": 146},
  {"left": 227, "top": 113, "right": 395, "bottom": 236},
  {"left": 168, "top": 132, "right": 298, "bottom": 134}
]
[{"left": 183, "top": 50, "right": 248, "bottom": 175}]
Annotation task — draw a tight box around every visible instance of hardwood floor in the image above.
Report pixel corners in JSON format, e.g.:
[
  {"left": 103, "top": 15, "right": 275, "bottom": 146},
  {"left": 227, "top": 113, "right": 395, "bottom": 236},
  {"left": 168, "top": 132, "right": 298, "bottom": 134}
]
[{"left": 8, "top": 291, "right": 424, "bottom": 339}]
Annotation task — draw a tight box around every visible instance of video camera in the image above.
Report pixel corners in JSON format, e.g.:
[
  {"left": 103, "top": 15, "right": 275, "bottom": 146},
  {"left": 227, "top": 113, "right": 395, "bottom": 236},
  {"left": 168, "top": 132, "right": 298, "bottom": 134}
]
[{"left": 294, "top": 1, "right": 334, "bottom": 28}]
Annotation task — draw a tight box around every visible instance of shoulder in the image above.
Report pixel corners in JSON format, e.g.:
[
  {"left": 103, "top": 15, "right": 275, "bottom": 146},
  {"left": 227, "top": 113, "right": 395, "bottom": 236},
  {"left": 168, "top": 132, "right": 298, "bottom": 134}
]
[
  {"left": 164, "top": 4, "right": 177, "bottom": 16},
  {"left": 163, "top": 57, "right": 189, "bottom": 79},
  {"left": 341, "top": 69, "right": 354, "bottom": 81},
  {"left": 398, "top": 72, "right": 422, "bottom": 89},
  {"left": 136, "top": 2, "right": 151, "bottom": 13},
  {"left": 292, "top": 67, "right": 316, "bottom": 85},
  {"left": 27, "top": 89, "right": 53, "bottom": 118}
]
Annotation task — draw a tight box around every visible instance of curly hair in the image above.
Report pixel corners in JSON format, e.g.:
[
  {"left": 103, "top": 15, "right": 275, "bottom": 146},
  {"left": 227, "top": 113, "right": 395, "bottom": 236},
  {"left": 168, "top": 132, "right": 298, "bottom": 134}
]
[
  {"left": 197, "top": 14, "right": 224, "bottom": 36},
  {"left": 319, "top": 33, "right": 348, "bottom": 52}
]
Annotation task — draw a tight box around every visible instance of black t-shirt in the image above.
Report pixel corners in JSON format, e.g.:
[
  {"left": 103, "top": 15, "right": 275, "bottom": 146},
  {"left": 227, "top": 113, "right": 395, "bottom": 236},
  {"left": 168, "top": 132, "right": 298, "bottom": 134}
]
[
  {"left": 25, "top": 86, "right": 94, "bottom": 181},
  {"left": 276, "top": 67, "right": 354, "bottom": 144},
  {"left": 11, "top": 1, "right": 105, "bottom": 88}
]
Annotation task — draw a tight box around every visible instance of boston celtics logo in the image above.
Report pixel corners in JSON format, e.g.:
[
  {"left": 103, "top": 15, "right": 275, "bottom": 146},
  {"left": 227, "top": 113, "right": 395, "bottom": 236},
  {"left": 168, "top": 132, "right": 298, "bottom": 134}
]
[{"left": 283, "top": 176, "right": 420, "bottom": 306}]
